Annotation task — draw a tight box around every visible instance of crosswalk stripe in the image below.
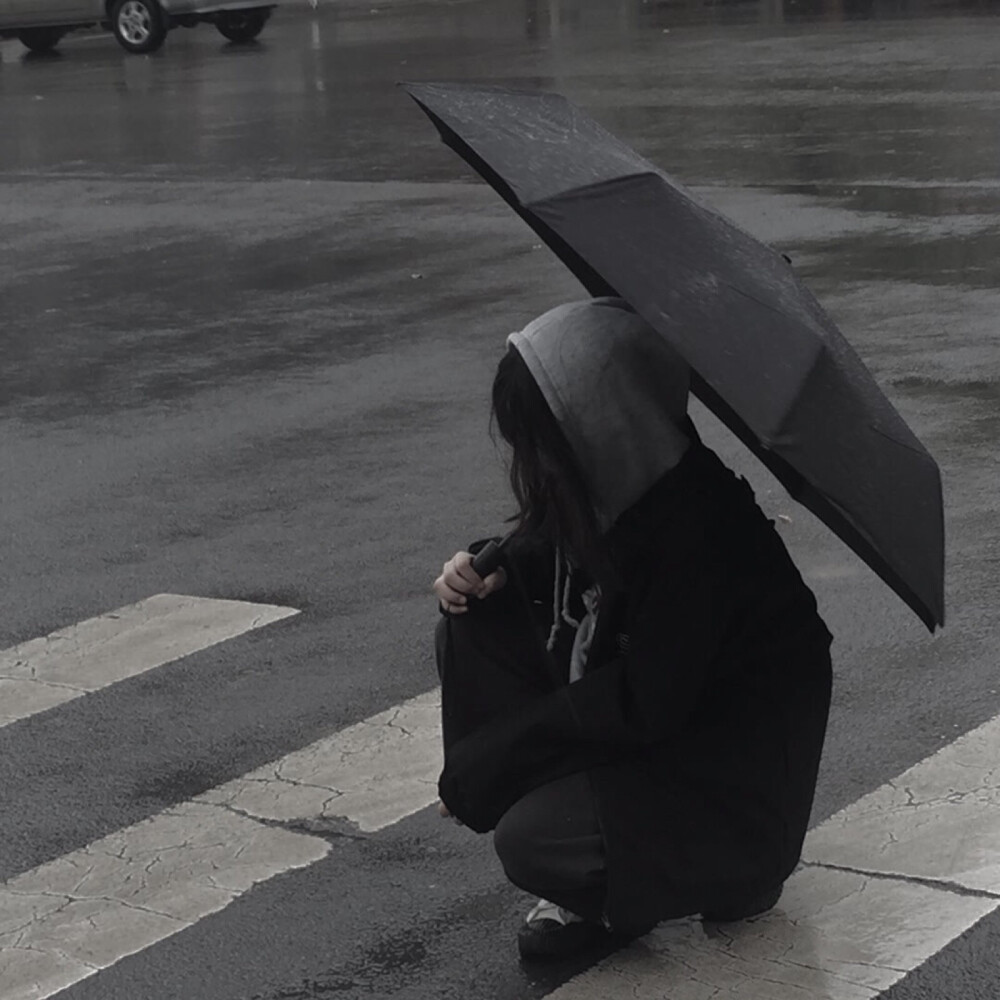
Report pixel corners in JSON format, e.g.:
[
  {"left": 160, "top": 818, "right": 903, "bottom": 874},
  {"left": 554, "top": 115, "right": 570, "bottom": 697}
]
[
  {"left": 0, "top": 668, "right": 441, "bottom": 1000},
  {"left": 0, "top": 594, "right": 299, "bottom": 729},
  {"left": 801, "top": 714, "right": 1000, "bottom": 893},
  {"left": 196, "top": 690, "right": 442, "bottom": 832},
  {"left": 547, "top": 867, "right": 994, "bottom": 999},
  {"left": 5, "top": 597, "right": 998, "bottom": 999},
  {"left": 549, "top": 713, "right": 1000, "bottom": 999},
  {"left": 0, "top": 804, "right": 329, "bottom": 1000}
]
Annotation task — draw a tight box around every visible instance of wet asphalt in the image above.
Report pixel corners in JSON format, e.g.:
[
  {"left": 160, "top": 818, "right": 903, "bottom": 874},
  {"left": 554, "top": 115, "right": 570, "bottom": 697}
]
[{"left": 2, "top": 0, "right": 999, "bottom": 996}]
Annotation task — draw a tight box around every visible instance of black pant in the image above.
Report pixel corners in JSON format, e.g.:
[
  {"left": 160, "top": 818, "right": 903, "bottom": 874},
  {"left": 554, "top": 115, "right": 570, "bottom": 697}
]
[
  {"left": 435, "top": 614, "right": 609, "bottom": 923},
  {"left": 494, "top": 771, "right": 607, "bottom": 924}
]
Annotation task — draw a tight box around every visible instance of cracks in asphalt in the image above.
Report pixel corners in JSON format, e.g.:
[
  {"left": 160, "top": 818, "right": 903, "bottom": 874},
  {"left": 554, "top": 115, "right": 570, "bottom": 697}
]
[
  {"left": 880, "top": 829, "right": 901, "bottom": 854},
  {"left": 821, "top": 777, "right": 999, "bottom": 828},
  {"left": 0, "top": 692, "right": 441, "bottom": 992},
  {"left": 767, "top": 931, "right": 909, "bottom": 986},
  {"left": 385, "top": 707, "right": 414, "bottom": 738},
  {"left": 886, "top": 778, "right": 921, "bottom": 808},
  {"left": 2, "top": 939, "right": 102, "bottom": 973},
  {"left": 194, "top": 699, "right": 441, "bottom": 837},
  {"left": 882, "top": 776, "right": 996, "bottom": 811},
  {"left": 206, "top": 800, "right": 368, "bottom": 844},
  {"left": 273, "top": 759, "right": 347, "bottom": 800},
  {"left": 4, "top": 885, "right": 188, "bottom": 925},
  {"left": 800, "top": 858, "right": 1000, "bottom": 901},
  {"left": 0, "top": 665, "right": 85, "bottom": 692},
  {"left": 70, "top": 862, "right": 98, "bottom": 894}
]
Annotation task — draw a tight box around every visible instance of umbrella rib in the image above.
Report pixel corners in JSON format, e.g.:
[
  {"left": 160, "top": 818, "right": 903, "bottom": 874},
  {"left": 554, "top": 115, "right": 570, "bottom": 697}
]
[
  {"left": 866, "top": 421, "right": 943, "bottom": 462},
  {"left": 524, "top": 170, "right": 665, "bottom": 212},
  {"left": 723, "top": 282, "right": 790, "bottom": 319}
]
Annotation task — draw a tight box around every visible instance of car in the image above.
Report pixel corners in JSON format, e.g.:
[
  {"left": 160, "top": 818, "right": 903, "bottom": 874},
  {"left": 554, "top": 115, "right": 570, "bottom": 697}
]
[{"left": 0, "top": 0, "right": 276, "bottom": 54}]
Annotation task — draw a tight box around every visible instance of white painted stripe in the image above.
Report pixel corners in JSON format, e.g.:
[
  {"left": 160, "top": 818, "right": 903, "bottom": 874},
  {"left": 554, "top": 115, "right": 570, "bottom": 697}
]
[
  {"left": 0, "top": 804, "right": 329, "bottom": 1000},
  {"left": 197, "top": 690, "right": 443, "bottom": 832},
  {"left": 546, "top": 867, "right": 994, "bottom": 1000},
  {"left": 6, "top": 588, "right": 1000, "bottom": 1000},
  {"left": 547, "top": 711, "right": 1000, "bottom": 999},
  {"left": 0, "top": 687, "right": 442, "bottom": 1000},
  {"left": 0, "top": 595, "right": 299, "bottom": 728},
  {"left": 802, "top": 715, "right": 1000, "bottom": 893}
]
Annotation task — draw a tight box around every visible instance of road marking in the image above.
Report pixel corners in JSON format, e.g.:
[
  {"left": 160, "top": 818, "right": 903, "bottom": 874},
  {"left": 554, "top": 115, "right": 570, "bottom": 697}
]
[
  {"left": 0, "top": 682, "right": 442, "bottom": 1000},
  {"left": 5, "top": 595, "right": 999, "bottom": 1000},
  {"left": 801, "top": 715, "right": 1000, "bottom": 893},
  {"left": 0, "top": 594, "right": 299, "bottom": 729},
  {"left": 550, "top": 714, "right": 1000, "bottom": 999},
  {"left": 547, "top": 867, "right": 994, "bottom": 1000},
  {"left": 0, "top": 804, "right": 329, "bottom": 1000},
  {"left": 197, "top": 690, "right": 442, "bottom": 833}
]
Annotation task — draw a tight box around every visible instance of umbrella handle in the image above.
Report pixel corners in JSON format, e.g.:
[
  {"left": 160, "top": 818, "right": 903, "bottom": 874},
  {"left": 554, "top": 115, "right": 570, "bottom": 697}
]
[{"left": 470, "top": 532, "right": 512, "bottom": 578}]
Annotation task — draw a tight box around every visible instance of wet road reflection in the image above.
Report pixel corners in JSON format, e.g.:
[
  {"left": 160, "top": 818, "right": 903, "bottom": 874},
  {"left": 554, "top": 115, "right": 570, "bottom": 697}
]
[
  {"left": 2, "top": 0, "right": 999, "bottom": 188},
  {"left": 2, "top": 0, "right": 998, "bottom": 422}
]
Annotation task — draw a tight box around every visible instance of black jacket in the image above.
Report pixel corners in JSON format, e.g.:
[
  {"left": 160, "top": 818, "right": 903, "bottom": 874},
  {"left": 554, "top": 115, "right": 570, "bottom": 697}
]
[{"left": 438, "top": 443, "right": 833, "bottom": 930}]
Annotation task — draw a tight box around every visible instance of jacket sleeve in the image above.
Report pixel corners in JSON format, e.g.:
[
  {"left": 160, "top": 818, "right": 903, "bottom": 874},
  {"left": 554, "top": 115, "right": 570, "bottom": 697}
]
[{"left": 438, "top": 553, "right": 735, "bottom": 832}]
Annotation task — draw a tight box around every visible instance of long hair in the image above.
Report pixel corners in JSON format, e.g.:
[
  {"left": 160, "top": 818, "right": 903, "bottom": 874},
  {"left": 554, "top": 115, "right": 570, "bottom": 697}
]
[{"left": 491, "top": 346, "right": 616, "bottom": 587}]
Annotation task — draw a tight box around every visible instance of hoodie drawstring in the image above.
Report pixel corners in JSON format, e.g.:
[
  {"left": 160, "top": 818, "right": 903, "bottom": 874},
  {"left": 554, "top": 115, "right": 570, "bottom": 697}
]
[{"left": 545, "top": 548, "right": 583, "bottom": 653}]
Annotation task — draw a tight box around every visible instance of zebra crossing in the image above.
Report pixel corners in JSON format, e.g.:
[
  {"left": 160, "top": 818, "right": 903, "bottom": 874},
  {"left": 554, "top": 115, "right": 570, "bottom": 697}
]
[
  {"left": 0, "top": 597, "right": 442, "bottom": 1000},
  {"left": 0, "top": 595, "right": 299, "bottom": 729},
  {"left": 2, "top": 596, "right": 999, "bottom": 999}
]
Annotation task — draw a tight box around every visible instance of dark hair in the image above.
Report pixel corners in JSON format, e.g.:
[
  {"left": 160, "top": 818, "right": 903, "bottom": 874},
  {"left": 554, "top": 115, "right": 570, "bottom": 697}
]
[{"left": 491, "top": 346, "right": 616, "bottom": 587}]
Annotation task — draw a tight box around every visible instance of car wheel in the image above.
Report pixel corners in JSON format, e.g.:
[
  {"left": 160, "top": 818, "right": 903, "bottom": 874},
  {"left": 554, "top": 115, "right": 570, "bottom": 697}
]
[
  {"left": 17, "top": 26, "right": 65, "bottom": 52},
  {"left": 215, "top": 8, "right": 268, "bottom": 42},
  {"left": 111, "top": 0, "right": 167, "bottom": 53}
]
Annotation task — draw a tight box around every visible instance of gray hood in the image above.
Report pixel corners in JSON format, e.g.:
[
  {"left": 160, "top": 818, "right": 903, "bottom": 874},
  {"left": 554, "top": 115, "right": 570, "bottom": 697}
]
[{"left": 508, "top": 297, "right": 691, "bottom": 528}]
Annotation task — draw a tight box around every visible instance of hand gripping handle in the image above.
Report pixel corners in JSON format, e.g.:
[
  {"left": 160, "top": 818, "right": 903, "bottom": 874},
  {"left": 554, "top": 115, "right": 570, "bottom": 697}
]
[{"left": 470, "top": 531, "right": 513, "bottom": 579}]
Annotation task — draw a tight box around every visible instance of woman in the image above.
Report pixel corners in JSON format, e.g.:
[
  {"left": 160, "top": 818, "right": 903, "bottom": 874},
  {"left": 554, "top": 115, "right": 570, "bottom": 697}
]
[{"left": 432, "top": 298, "right": 832, "bottom": 960}]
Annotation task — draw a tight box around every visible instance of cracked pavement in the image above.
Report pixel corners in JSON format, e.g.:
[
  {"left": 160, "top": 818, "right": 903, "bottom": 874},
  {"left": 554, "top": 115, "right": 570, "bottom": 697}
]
[
  {"left": 803, "top": 715, "right": 1000, "bottom": 894},
  {"left": 547, "top": 867, "right": 995, "bottom": 999},
  {"left": 196, "top": 690, "right": 442, "bottom": 832},
  {"left": 0, "top": 687, "right": 438, "bottom": 999},
  {"left": 0, "top": 803, "right": 328, "bottom": 1000}
]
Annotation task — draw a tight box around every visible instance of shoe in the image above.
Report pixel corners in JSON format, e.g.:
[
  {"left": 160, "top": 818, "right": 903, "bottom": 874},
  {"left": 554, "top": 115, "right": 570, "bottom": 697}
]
[
  {"left": 701, "top": 883, "right": 783, "bottom": 923},
  {"left": 517, "top": 899, "right": 613, "bottom": 960}
]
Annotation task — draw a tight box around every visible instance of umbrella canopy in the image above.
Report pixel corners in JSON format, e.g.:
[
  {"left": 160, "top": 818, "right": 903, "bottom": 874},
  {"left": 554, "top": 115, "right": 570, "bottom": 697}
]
[{"left": 404, "top": 82, "right": 944, "bottom": 631}]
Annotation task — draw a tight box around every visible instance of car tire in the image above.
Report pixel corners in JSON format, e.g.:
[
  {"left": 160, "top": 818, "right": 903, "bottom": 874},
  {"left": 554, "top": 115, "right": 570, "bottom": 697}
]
[
  {"left": 17, "top": 26, "right": 65, "bottom": 52},
  {"left": 215, "top": 8, "right": 268, "bottom": 42},
  {"left": 111, "top": 0, "right": 167, "bottom": 53}
]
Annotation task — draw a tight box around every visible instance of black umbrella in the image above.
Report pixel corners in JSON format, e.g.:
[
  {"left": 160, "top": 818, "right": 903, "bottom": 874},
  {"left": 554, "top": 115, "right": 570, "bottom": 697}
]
[{"left": 404, "top": 81, "right": 944, "bottom": 632}]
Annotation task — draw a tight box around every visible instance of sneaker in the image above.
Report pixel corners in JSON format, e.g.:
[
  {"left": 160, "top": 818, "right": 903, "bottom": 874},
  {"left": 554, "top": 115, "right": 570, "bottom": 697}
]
[
  {"left": 517, "top": 899, "right": 612, "bottom": 960},
  {"left": 701, "top": 883, "right": 783, "bottom": 923}
]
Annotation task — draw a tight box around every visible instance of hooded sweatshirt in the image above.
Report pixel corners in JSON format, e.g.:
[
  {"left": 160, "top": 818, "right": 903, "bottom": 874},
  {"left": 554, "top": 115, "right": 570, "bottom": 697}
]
[
  {"left": 507, "top": 297, "right": 691, "bottom": 531},
  {"left": 507, "top": 298, "right": 692, "bottom": 678}
]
